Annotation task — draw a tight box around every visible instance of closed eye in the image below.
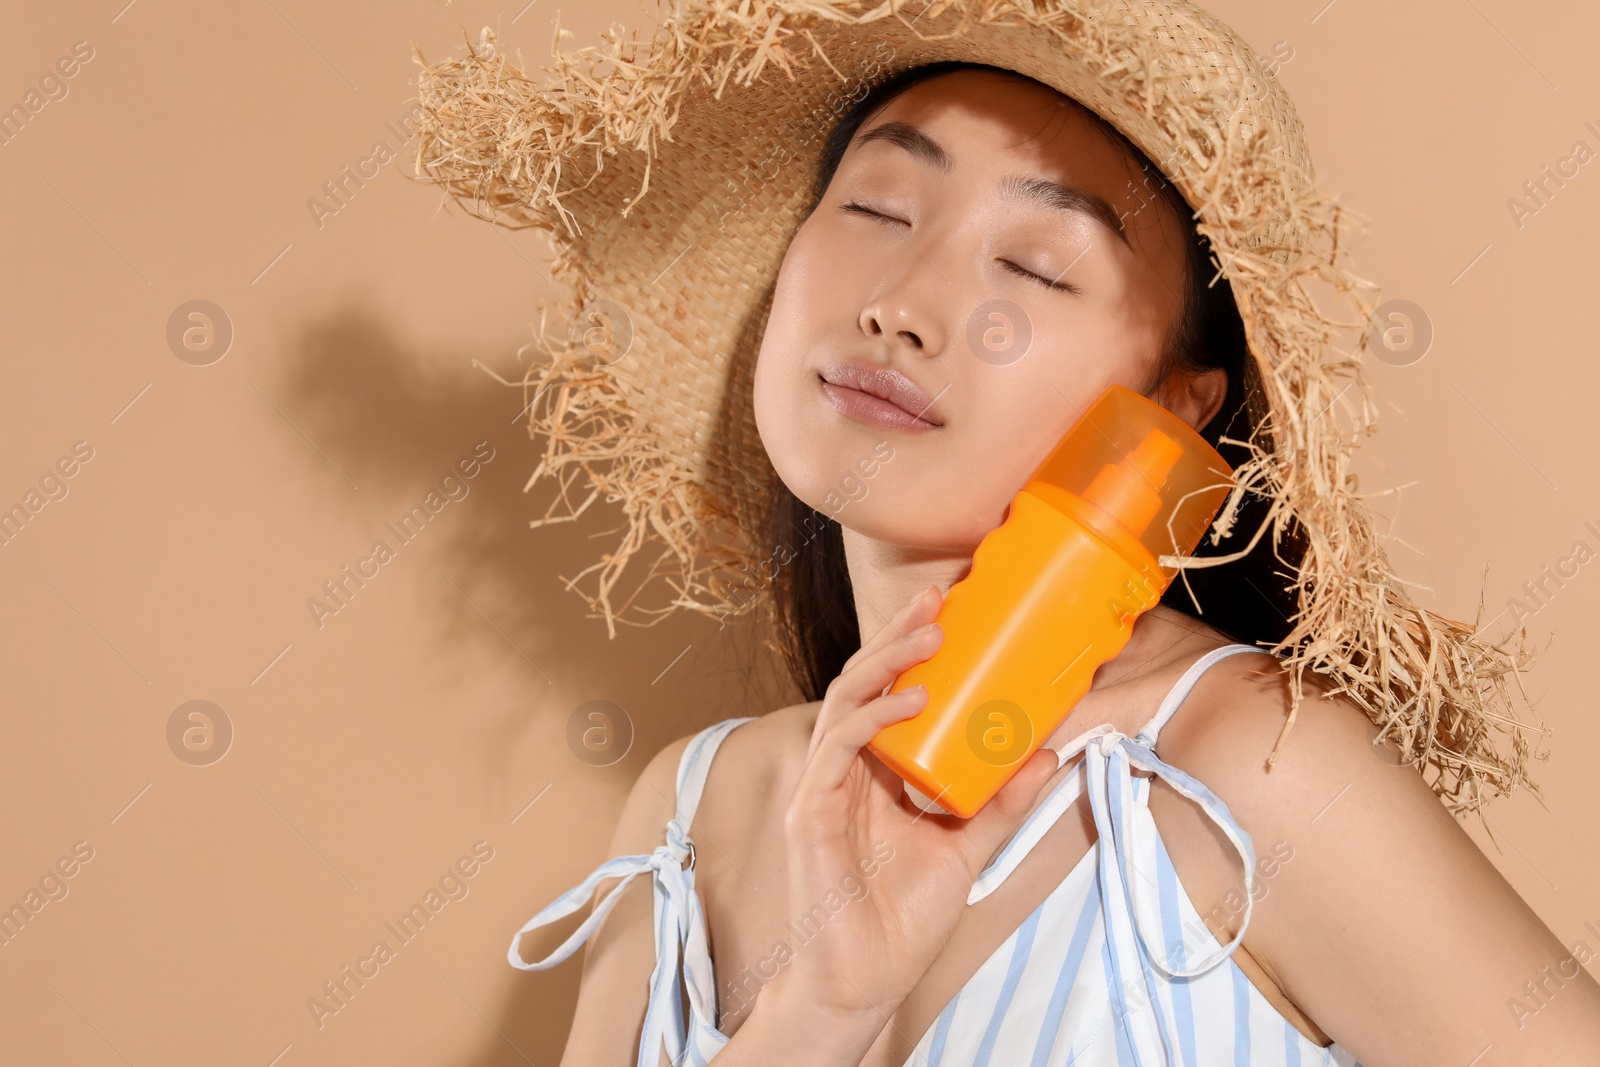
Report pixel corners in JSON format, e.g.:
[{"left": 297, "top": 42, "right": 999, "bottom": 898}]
[
  {"left": 840, "top": 200, "right": 906, "bottom": 226},
  {"left": 1001, "top": 259, "right": 1080, "bottom": 295},
  {"left": 842, "top": 201, "right": 1080, "bottom": 294}
]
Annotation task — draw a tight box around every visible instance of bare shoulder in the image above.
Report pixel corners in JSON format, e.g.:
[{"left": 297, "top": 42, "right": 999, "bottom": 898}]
[
  {"left": 552, "top": 706, "right": 826, "bottom": 1066},
  {"left": 1156, "top": 650, "right": 1600, "bottom": 1065},
  {"left": 1152, "top": 648, "right": 1468, "bottom": 871},
  {"left": 688, "top": 701, "right": 822, "bottom": 843},
  {"left": 602, "top": 731, "right": 697, "bottom": 863},
  {"left": 552, "top": 728, "right": 716, "bottom": 1065},
  {"left": 1155, "top": 648, "right": 1413, "bottom": 813},
  {"left": 606, "top": 702, "right": 823, "bottom": 867}
]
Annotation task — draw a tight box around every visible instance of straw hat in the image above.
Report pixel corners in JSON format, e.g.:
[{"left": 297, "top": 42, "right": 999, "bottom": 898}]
[{"left": 407, "top": 0, "right": 1547, "bottom": 817}]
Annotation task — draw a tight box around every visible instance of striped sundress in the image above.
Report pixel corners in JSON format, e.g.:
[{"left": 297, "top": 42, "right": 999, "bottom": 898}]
[{"left": 510, "top": 643, "right": 1367, "bottom": 1066}]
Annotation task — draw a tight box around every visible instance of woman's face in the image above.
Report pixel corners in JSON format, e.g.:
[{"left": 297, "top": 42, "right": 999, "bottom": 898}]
[{"left": 752, "top": 68, "right": 1222, "bottom": 553}]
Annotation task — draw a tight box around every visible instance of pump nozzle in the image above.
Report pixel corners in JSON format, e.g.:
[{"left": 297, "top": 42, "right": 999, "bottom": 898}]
[{"left": 1080, "top": 429, "right": 1183, "bottom": 539}]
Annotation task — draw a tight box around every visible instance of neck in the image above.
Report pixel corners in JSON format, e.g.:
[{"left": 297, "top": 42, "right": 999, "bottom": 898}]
[{"left": 839, "top": 524, "right": 974, "bottom": 640}]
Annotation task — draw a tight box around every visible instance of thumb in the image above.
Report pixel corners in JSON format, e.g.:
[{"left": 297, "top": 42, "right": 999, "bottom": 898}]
[{"left": 957, "top": 747, "right": 1061, "bottom": 873}]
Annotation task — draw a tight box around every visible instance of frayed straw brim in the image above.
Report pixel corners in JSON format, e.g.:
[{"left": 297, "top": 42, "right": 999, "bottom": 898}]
[{"left": 407, "top": 0, "right": 1548, "bottom": 818}]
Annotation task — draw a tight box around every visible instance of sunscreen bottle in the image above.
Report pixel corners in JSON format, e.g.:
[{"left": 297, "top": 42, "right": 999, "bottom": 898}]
[{"left": 866, "top": 384, "right": 1235, "bottom": 818}]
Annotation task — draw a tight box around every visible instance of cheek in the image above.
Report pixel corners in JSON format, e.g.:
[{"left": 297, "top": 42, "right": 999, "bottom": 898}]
[
  {"left": 765, "top": 209, "right": 895, "bottom": 339},
  {"left": 942, "top": 394, "right": 1064, "bottom": 516},
  {"left": 752, "top": 245, "right": 814, "bottom": 447},
  {"left": 757, "top": 223, "right": 839, "bottom": 373},
  {"left": 767, "top": 221, "right": 852, "bottom": 327},
  {"left": 1023, "top": 293, "right": 1163, "bottom": 403},
  {"left": 1095, "top": 266, "right": 1180, "bottom": 378},
  {"left": 753, "top": 228, "right": 850, "bottom": 498},
  {"left": 928, "top": 364, "right": 1112, "bottom": 537}
]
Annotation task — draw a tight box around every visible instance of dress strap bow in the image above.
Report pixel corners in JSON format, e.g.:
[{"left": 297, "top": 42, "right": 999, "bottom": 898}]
[
  {"left": 507, "top": 814, "right": 719, "bottom": 1067},
  {"left": 969, "top": 722, "right": 1258, "bottom": 978}
]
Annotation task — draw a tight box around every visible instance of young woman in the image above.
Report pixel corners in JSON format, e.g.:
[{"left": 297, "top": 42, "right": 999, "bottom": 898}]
[
  {"left": 411, "top": 4, "right": 1600, "bottom": 1065},
  {"left": 501, "top": 65, "right": 1600, "bottom": 1066}
]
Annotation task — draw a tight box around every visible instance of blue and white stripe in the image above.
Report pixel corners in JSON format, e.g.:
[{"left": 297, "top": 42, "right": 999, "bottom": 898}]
[{"left": 508, "top": 644, "right": 1366, "bottom": 1067}]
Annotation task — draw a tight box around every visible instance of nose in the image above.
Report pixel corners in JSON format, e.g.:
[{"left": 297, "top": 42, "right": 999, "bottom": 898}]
[{"left": 858, "top": 253, "right": 948, "bottom": 356}]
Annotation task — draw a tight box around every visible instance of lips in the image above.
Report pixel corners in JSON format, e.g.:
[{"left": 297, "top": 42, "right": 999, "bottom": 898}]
[{"left": 817, "top": 360, "right": 945, "bottom": 428}]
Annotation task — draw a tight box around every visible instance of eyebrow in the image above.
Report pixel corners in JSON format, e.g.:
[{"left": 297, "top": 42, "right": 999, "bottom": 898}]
[
  {"left": 853, "top": 119, "right": 1130, "bottom": 247},
  {"left": 855, "top": 120, "right": 951, "bottom": 172},
  {"left": 998, "top": 174, "right": 1130, "bottom": 248}
]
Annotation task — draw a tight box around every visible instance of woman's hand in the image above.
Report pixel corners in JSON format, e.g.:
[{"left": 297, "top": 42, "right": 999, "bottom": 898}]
[{"left": 766, "top": 583, "right": 1061, "bottom": 1028}]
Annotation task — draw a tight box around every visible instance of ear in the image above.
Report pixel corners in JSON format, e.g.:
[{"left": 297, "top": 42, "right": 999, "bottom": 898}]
[{"left": 1157, "top": 367, "right": 1228, "bottom": 433}]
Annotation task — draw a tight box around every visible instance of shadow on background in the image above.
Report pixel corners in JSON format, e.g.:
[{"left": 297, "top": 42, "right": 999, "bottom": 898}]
[{"left": 272, "top": 297, "right": 791, "bottom": 1065}]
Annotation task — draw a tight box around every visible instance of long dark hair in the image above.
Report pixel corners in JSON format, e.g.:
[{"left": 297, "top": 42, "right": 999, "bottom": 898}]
[{"left": 763, "top": 61, "right": 1306, "bottom": 702}]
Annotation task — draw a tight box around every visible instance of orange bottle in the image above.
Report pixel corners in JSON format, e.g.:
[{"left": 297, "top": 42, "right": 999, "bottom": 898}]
[{"left": 866, "top": 384, "right": 1235, "bottom": 818}]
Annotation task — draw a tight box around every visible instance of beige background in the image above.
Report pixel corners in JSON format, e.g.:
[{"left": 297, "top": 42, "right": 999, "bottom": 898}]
[{"left": 1, "top": 1, "right": 1596, "bottom": 1064}]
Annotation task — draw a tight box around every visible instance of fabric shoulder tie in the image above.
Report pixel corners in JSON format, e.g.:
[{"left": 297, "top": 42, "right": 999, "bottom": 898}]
[
  {"left": 505, "top": 715, "right": 756, "bottom": 1067},
  {"left": 967, "top": 644, "right": 1270, "bottom": 980}
]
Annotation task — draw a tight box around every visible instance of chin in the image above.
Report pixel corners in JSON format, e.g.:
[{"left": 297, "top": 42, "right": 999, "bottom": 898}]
[
  {"left": 754, "top": 366, "right": 1000, "bottom": 551},
  {"left": 818, "top": 480, "right": 998, "bottom": 556}
]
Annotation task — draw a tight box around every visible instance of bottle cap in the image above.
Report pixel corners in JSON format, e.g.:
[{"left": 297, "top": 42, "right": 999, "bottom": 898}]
[{"left": 1023, "top": 385, "right": 1235, "bottom": 569}]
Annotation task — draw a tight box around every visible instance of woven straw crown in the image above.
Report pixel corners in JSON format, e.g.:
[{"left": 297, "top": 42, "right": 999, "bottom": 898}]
[{"left": 409, "top": 0, "right": 1547, "bottom": 817}]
